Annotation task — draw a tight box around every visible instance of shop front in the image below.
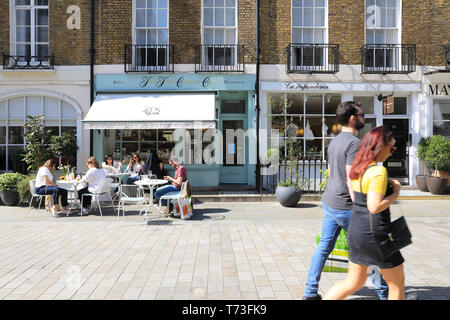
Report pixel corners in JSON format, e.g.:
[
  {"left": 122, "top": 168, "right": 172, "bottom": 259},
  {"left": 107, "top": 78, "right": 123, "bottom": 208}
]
[
  {"left": 260, "top": 81, "right": 423, "bottom": 186},
  {"left": 84, "top": 73, "right": 256, "bottom": 187}
]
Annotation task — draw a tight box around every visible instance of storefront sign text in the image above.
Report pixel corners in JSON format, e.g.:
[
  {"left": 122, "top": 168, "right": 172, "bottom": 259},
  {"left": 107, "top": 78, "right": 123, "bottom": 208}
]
[
  {"left": 67, "top": 5, "right": 81, "bottom": 30},
  {"left": 283, "top": 82, "right": 329, "bottom": 91},
  {"left": 139, "top": 76, "right": 212, "bottom": 89},
  {"left": 428, "top": 84, "right": 450, "bottom": 96}
]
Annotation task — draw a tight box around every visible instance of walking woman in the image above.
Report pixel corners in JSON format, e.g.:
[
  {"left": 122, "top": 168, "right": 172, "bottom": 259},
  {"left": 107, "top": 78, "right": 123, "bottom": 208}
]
[
  {"left": 35, "top": 159, "right": 69, "bottom": 216},
  {"left": 324, "top": 126, "right": 405, "bottom": 300}
]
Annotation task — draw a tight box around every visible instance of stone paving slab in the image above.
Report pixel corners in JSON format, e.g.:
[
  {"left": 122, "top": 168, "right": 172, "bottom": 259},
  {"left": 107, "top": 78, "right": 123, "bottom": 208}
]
[{"left": 0, "top": 200, "right": 449, "bottom": 300}]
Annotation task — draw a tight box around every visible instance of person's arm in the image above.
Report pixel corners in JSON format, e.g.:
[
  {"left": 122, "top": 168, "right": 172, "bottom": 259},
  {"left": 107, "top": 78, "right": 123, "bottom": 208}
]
[
  {"left": 345, "top": 140, "right": 359, "bottom": 202},
  {"left": 367, "top": 178, "right": 401, "bottom": 214},
  {"left": 159, "top": 161, "right": 163, "bottom": 172},
  {"left": 346, "top": 165, "right": 355, "bottom": 202},
  {"left": 44, "top": 175, "right": 55, "bottom": 186},
  {"left": 166, "top": 175, "right": 183, "bottom": 186}
]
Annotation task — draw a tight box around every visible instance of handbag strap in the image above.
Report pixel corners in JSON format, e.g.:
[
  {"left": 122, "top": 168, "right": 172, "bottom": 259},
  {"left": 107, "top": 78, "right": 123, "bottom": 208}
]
[{"left": 359, "top": 164, "right": 376, "bottom": 233}]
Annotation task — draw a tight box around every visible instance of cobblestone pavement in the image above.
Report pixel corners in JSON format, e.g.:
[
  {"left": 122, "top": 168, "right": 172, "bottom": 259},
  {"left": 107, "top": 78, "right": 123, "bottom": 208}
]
[{"left": 0, "top": 200, "right": 449, "bottom": 300}]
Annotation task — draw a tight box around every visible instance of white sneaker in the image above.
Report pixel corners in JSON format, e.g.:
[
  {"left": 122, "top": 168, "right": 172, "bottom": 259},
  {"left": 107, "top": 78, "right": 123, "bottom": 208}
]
[
  {"left": 51, "top": 208, "right": 58, "bottom": 217},
  {"left": 82, "top": 208, "right": 90, "bottom": 216}
]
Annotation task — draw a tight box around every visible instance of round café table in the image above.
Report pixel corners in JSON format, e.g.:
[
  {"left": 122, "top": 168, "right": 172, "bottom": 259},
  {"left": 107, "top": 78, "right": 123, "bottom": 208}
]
[
  {"left": 56, "top": 179, "right": 86, "bottom": 216},
  {"left": 134, "top": 178, "right": 168, "bottom": 223}
]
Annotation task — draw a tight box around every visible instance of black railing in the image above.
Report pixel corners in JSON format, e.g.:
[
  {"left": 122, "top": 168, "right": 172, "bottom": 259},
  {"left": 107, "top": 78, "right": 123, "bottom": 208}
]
[
  {"left": 445, "top": 45, "right": 450, "bottom": 70},
  {"left": 286, "top": 43, "right": 339, "bottom": 74},
  {"left": 259, "top": 156, "right": 328, "bottom": 195},
  {"left": 3, "top": 53, "right": 54, "bottom": 70},
  {"left": 195, "top": 44, "right": 244, "bottom": 72},
  {"left": 125, "top": 44, "right": 174, "bottom": 72},
  {"left": 361, "top": 44, "right": 416, "bottom": 74}
]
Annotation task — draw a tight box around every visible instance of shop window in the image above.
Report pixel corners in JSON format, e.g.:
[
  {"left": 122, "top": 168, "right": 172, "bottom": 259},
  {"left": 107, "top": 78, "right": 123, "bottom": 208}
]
[
  {"left": 267, "top": 92, "right": 341, "bottom": 161},
  {"left": 433, "top": 100, "right": 450, "bottom": 138},
  {"left": 391, "top": 97, "right": 407, "bottom": 115},
  {"left": 0, "top": 95, "right": 78, "bottom": 172}
]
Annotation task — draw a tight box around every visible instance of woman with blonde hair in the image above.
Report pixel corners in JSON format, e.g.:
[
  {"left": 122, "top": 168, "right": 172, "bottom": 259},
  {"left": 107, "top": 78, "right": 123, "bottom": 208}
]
[
  {"left": 35, "top": 159, "right": 69, "bottom": 216},
  {"left": 324, "top": 126, "right": 406, "bottom": 300},
  {"left": 77, "top": 157, "right": 107, "bottom": 215}
]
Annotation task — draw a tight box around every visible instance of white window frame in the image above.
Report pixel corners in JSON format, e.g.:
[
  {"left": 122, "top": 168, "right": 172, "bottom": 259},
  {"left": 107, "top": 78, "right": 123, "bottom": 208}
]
[
  {"left": 132, "top": 0, "right": 170, "bottom": 70},
  {"left": 364, "top": 0, "right": 402, "bottom": 71},
  {"left": 291, "top": 0, "right": 329, "bottom": 69},
  {"left": 201, "top": 0, "right": 238, "bottom": 68},
  {"left": 10, "top": 0, "right": 49, "bottom": 66}
]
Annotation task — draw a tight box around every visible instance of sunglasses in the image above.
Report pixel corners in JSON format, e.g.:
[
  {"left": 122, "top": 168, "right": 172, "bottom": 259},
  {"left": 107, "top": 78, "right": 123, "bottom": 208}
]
[
  {"left": 390, "top": 146, "right": 397, "bottom": 153},
  {"left": 355, "top": 112, "right": 365, "bottom": 118}
]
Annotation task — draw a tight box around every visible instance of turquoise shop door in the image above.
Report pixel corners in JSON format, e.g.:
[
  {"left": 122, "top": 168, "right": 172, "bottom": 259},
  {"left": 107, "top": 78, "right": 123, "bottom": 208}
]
[{"left": 219, "top": 117, "right": 248, "bottom": 184}]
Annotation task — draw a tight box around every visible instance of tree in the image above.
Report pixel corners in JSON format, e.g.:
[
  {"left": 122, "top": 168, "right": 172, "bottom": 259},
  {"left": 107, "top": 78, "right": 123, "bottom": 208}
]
[
  {"left": 22, "top": 115, "right": 53, "bottom": 170},
  {"left": 49, "top": 133, "right": 79, "bottom": 166}
]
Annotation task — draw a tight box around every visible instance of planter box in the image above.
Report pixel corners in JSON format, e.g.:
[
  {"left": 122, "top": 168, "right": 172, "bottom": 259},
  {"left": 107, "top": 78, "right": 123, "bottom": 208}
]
[
  {"left": 415, "top": 175, "right": 428, "bottom": 192},
  {"left": 275, "top": 186, "right": 302, "bottom": 207},
  {"left": 0, "top": 190, "right": 19, "bottom": 206},
  {"left": 426, "top": 176, "right": 448, "bottom": 195}
]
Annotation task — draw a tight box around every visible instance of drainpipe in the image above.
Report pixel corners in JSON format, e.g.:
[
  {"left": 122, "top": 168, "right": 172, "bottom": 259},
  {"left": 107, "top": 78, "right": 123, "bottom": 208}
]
[
  {"left": 255, "top": 0, "right": 261, "bottom": 192},
  {"left": 89, "top": 0, "right": 95, "bottom": 155}
]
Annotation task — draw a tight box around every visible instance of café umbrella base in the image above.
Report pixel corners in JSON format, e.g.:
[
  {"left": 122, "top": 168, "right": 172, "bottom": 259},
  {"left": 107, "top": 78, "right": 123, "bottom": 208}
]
[{"left": 315, "top": 229, "right": 349, "bottom": 273}]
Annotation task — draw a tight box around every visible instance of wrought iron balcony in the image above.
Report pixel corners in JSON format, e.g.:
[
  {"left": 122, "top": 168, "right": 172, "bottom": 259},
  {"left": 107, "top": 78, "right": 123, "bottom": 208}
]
[
  {"left": 3, "top": 53, "right": 54, "bottom": 70},
  {"left": 361, "top": 44, "right": 416, "bottom": 74},
  {"left": 195, "top": 44, "right": 244, "bottom": 73},
  {"left": 124, "top": 44, "right": 174, "bottom": 72},
  {"left": 286, "top": 44, "right": 339, "bottom": 74}
]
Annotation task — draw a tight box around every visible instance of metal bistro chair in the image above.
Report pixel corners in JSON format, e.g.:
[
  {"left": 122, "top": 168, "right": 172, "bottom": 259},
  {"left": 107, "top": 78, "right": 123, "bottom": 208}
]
[
  {"left": 81, "top": 178, "right": 115, "bottom": 216},
  {"left": 159, "top": 180, "right": 188, "bottom": 216},
  {"left": 117, "top": 184, "right": 146, "bottom": 222},
  {"left": 27, "top": 179, "right": 50, "bottom": 216}
]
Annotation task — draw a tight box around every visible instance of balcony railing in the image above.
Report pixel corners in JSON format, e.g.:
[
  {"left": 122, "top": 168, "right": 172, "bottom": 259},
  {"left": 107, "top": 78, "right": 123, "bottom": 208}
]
[
  {"left": 195, "top": 44, "right": 244, "bottom": 73},
  {"left": 361, "top": 44, "right": 416, "bottom": 74},
  {"left": 286, "top": 44, "right": 339, "bottom": 74},
  {"left": 3, "top": 53, "right": 54, "bottom": 70},
  {"left": 124, "top": 44, "right": 174, "bottom": 72}
]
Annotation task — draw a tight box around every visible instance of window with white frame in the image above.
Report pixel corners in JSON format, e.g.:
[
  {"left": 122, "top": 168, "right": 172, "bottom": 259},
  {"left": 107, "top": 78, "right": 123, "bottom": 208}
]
[
  {"left": 433, "top": 100, "right": 450, "bottom": 139},
  {"left": 365, "top": 0, "right": 400, "bottom": 69},
  {"left": 291, "top": 0, "right": 327, "bottom": 67},
  {"left": 134, "top": 0, "right": 169, "bottom": 69},
  {"left": 202, "top": 0, "right": 237, "bottom": 66},
  {"left": 0, "top": 96, "right": 77, "bottom": 172},
  {"left": 13, "top": 0, "right": 49, "bottom": 62}
]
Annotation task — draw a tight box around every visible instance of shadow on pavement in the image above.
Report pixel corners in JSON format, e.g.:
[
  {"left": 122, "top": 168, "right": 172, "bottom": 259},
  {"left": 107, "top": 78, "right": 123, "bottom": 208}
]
[{"left": 348, "top": 285, "right": 450, "bottom": 300}]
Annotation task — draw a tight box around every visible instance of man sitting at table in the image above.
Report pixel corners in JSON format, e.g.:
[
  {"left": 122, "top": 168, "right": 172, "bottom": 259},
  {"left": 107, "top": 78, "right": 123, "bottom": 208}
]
[
  {"left": 78, "top": 157, "right": 107, "bottom": 215},
  {"left": 154, "top": 156, "right": 187, "bottom": 215}
]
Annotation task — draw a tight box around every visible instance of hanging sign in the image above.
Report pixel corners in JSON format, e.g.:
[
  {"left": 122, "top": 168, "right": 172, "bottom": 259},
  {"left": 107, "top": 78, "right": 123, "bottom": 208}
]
[{"left": 383, "top": 95, "right": 394, "bottom": 114}]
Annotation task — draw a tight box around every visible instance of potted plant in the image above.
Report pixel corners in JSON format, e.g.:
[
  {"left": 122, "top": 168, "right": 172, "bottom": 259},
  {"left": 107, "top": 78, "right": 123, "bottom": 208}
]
[
  {"left": 415, "top": 137, "right": 430, "bottom": 192},
  {"left": 424, "top": 135, "right": 450, "bottom": 194},
  {"left": 22, "top": 115, "right": 53, "bottom": 171},
  {"left": 275, "top": 134, "right": 305, "bottom": 207},
  {"left": 49, "top": 132, "right": 78, "bottom": 167},
  {"left": 0, "top": 172, "right": 24, "bottom": 206}
]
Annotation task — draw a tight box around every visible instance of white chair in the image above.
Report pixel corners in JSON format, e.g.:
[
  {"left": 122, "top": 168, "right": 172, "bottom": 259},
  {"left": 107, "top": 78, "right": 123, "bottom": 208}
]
[
  {"left": 159, "top": 180, "right": 188, "bottom": 216},
  {"left": 81, "top": 178, "right": 115, "bottom": 216},
  {"left": 117, "top": 184, "right": 146, "bottom": 222},
  {"left": 27, "top": 179, "right": 49, "bottom": 216}
]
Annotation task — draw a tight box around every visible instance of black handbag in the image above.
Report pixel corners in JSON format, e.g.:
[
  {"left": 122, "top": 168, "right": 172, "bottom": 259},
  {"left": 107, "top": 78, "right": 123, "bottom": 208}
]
[{"left": 361, "top": 165, "right": 413, "bottom": 260}]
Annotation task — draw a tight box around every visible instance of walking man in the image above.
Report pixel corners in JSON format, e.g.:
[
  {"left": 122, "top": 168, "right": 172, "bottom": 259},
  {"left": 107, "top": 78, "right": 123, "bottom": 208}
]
[{"left": 303, "top": 101, "right": 389, "bottom": 300}]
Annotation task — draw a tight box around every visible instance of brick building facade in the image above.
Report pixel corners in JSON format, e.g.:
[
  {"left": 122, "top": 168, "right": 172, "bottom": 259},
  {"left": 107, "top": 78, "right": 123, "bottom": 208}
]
[{"left": 0, "top": 0, "right": 449, "bottom": 188}]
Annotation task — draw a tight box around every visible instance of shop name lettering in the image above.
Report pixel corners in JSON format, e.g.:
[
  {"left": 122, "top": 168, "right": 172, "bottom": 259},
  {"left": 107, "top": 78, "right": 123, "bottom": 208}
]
[
  {"left": 284, "top": 82, "right": 329, "bottom": 91},
  {"left": 428, "top": 84, "right": 450, "bottom": 96},
  {"left": 139, "top": 76, "right": 211, "bottom": 88}
]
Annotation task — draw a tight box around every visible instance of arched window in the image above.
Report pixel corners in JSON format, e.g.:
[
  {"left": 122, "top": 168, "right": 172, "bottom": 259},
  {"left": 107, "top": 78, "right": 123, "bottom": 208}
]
[{"left": 0, "top": 95, "right": 78, "bottom": 172}]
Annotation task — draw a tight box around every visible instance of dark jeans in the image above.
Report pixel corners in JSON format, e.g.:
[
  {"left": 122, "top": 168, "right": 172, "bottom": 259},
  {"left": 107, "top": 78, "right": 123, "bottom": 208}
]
[
  {"left": 35, "top": 186, "right": 68, "bottom": 207},
  {"left": 77, "top": 187, "right": 92, "bottom": 208},
  {"left": 126, "top": 175, "right": 140, "bottom": 185}
]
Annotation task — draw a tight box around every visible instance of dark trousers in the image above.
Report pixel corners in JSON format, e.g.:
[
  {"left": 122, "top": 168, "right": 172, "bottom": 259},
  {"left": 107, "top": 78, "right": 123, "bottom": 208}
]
[
  {"left": 35, "top": 186, "right": 68, "bottom": 207},
  {"left": 126, "top": 175, "right": 140, "bottom": 185},
  {"left": 77, "top": 187, "right": 93, "bottom": 208}
]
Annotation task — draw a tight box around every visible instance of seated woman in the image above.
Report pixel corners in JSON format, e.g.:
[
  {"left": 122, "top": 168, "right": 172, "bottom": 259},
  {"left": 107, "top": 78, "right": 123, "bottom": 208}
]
[
  {"left": 125, "top": 153, "right": 145, "bottom": 184},
  {"left": 77, "top": 157, "right": 107, "bottom": 215},
  {"left": 102, "top": 154, "right": 122, "bottom": 174},
  {"left": 35, "top": 159, "right": 69, "bottom": 216},
  {"left": 154, "top": 156, "right": 187, "bottom": 214}
]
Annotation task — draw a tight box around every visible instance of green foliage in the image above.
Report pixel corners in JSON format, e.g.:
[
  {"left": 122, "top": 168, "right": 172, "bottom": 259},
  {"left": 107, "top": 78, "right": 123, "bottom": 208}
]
[
  {"left": 22, "top": 115, "right": 53, "bottom": 170},
  {"left": 0, "top": 172, "right": 24, "bottom": 192},
  {"left": 416, "top": 136, "right": 431, "bottom": 162},
  {"left": 17, "top": 174, "right": 36, "bottom": 204},
  {"left": 49, "top": 133, "right": 78, "bottom": 158},
  {"left": 320, "top": 168, "right": 329, "bottom": 191},
  {"left": 424, "top": 135, "right": 450, "bottom": 176}
]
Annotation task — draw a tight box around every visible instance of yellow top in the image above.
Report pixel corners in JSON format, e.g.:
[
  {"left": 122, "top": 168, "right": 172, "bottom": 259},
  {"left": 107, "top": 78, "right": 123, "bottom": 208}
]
[{"left": 351, "top": 162, "right": 388, "bottom": 195}]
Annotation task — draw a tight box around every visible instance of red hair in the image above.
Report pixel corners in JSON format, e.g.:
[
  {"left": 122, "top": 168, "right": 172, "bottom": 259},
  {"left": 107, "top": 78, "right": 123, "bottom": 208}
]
[{"left": 349, "top": 126, "right": 394, "bottom": 180}]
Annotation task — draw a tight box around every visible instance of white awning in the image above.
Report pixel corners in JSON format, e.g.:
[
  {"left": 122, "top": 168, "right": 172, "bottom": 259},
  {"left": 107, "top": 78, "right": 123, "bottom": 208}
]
[{"left": 82, "top": 93, "right": 216, "bottom": 129}]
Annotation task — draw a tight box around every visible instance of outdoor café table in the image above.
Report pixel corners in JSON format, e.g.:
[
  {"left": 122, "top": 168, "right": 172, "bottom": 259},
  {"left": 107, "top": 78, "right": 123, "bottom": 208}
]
[
  {"left": 134, "top": 178, "right": 168, "bottom": 222},
  {"left": 56, "top": 179, "right": 86, "bottom": 216},
  {"left": 106, "top": 172, "right": 130, "bottom": 200}
]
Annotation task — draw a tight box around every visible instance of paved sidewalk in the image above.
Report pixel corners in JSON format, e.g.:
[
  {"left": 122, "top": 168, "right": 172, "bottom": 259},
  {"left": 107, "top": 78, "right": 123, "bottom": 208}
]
[{"left": 0, "top": 200, "right": 449, "bottom": 300}]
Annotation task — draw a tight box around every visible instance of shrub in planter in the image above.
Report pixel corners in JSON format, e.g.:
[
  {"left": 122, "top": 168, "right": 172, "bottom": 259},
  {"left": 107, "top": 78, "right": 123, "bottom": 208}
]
[
  {"left": 415, "top": 137, "right": 430, "bottom": 192},
  {"left": 424, "top": 135, "right": 450, "bottom": 194},
  {"left": 0, "top": 172, "right": 24, "bottom": 206}
]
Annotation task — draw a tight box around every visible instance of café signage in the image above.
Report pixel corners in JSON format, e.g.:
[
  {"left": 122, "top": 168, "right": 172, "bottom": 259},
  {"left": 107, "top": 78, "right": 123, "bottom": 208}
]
[
  {"left": 428, "top": 84, "right": 450, "bottom": 96},
  {"left": 283, "top": 82, "right": 329, "bottom": 91}
]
